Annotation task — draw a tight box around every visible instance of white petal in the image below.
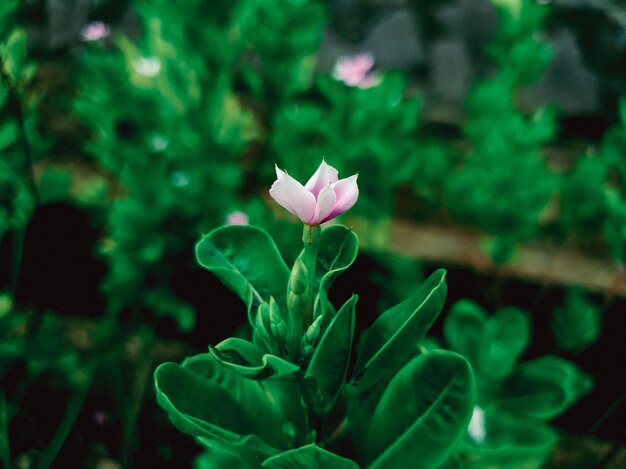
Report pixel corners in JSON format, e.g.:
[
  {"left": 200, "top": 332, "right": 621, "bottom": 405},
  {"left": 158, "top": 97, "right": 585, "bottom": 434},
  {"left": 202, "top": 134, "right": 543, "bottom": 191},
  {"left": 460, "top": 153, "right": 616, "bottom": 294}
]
[
  {"left": 311, "top": 185, "right": 337, "bottom": 225},
  {"left": 304, "top": 161, "right": 339, "bottom": 197},
  {"left": 322, "top": 174, "right": 359, "bottom": 222},
  {"left": 275, "top": 164, "right": 286, "bottom": 179},
  {"left": 269, "top": 171, "right": 316, "bottom": 223}
]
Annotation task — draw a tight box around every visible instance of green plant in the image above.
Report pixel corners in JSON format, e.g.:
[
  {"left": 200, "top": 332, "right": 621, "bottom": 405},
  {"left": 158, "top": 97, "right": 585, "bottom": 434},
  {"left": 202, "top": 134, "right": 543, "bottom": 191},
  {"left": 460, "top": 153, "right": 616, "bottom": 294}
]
[
  {"left": 154, "top": 163, "right": 475, "bottom": 467},
  {"left": 442, "top": 299, "right": 593, "bottom": 468}
]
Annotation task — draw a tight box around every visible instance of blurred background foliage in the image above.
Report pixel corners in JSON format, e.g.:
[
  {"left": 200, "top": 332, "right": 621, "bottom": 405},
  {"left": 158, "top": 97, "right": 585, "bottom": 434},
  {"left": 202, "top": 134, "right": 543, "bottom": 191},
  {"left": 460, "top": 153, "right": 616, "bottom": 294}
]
[{"left": 1, "top": 0, "right": 625, "bottom": 467}]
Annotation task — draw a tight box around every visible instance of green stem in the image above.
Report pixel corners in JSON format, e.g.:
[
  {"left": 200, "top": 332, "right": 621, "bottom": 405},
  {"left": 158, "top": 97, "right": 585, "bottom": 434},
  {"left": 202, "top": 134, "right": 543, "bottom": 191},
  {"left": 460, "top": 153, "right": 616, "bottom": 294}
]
[
  {"left": 287, "top": 224, "right": 320, "bottom": 360},
  {"left": 0, "top": 393, "right": 13, "bottom": 469},
  {"left": 301, "top": 224, "right": 320, "bottom": 326},
  {"left": 35, "top": 378, "right": 91, "bottom": 469}
]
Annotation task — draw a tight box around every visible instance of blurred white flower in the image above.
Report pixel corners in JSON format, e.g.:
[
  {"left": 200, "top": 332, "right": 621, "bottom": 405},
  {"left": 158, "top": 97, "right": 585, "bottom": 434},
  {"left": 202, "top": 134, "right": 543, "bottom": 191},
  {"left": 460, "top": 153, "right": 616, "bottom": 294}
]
[
  {"left": 132, "top": 57, "right": 161, "bottom": 77},
  {"left": 468, "top": 406, "right": 486, "bottom": 443},
  {"left": 150, "top": 134, "right": 169, "bottom": 152}
]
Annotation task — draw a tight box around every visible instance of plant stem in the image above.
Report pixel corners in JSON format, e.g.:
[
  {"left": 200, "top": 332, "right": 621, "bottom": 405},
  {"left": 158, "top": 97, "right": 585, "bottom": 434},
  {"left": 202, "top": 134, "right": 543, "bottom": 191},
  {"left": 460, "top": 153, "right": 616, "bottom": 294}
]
[
  {"left": 287, "top": 224, "right": 320, "bottom": 360},
  {"left": 301, "top": 224, "right": 321, "bottom": 327},
  {"left": 0, "top": 393, "right": 13, "bottom": 469},
  {"left": 35, "top": 378, "right": 91, "bottom": 469}
]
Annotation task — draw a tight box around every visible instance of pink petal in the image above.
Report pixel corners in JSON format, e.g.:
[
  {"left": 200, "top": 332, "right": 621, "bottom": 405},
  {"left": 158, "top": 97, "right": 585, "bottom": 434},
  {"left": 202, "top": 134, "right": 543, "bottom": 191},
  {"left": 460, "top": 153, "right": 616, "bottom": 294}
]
[
  {"left": 304, "top": 161, "right": 339, "bottom": 197},
  {"left": 351, "top": 53, "right": 374, "bottom": 73},
  {"left": 311, "top": 185, "right": 337, "bottom": 225},
  {"left": 322, "top": 174, "right": 359, "bottom": 222},
  {"left": 269, "top": 167, "right": 316, "bottom": 223}
]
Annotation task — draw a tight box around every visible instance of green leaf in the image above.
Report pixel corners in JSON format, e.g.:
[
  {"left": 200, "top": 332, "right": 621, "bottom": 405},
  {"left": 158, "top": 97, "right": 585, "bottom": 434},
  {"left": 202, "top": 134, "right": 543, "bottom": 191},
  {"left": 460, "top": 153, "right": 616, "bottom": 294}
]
[
  {"left": 209, "top": 337, "right": 299, "bottom": 380},
  {"left": 304, "top": 295, "right": 357, "bottom": 413},
  {"left": 196, "top": 225, "right": 289, "bottom": 321},
  {"left": 443, "top": 299, "right": 487, "bottom": 365},
  {"left": 313, "top": 225, "right": 358, "bottom": 321},
  {"left": 0, "top": 120, "right": 17, "bottom": 152},
  {"left": 552, "top": 290, "right": 601, "bottom": 353},
  {"left": 494, "top": 355, "right": 593, "bottom": 419},
  {"left": 361, "top": 351, "right": 475, "bottom": 468},
  {"left": 479, "top": 307, "right": 530, "bottom": 380},
  {"left": 154, "top": 354, "right": 305, "bottom": 454},
  {"left": 262, "top": 444, "right": 359, "bottom": 469},
  {"left": 194, "top": 446, "right": 261, "bottom": 469},
  {"left": 352, "top": 269, "right": 447, "bottom": 391},
  {"left": 2, "top": 29, "right": 27, "bottom": 81},
  {"left": 444, "top": 301, "right": 530, "bottom": 381}
]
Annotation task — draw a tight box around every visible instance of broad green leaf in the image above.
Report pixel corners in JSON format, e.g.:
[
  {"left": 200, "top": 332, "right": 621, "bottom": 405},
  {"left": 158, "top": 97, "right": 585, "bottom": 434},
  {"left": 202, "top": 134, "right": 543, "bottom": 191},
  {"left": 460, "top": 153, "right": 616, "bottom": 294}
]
[
  {"left": 552, "top": 290, "right": 601, "bottom": 353},
  {"left": 313, "top": 225, "right": 358, "bottom": 321},
  {"left": 196, "top": 225, "right": 289, "bottom": 321},
  {"left": 304, "top": 295, "right": 357, "bottom": 413},
  {"left": 478, "top": 307, "right": 530, "bottom": 380},
  {"left": 494, "top": 355, "right": 593, "bottom": 419},
  {"left": 444, "top": 301, "right": 530, "bottom": 381},
  {"left": 209, "top": 337, "right": 299, "bottom": 380},
  {"left": 362, "top": 351, "right": 474, "bottom": 468},
  {"left": 155, "top": 354, "right": 304, "bottom": 453},
  {"left": 194, "top": 445, "right": 262, "bottom": 469},
  {"left": 352, "top": 269, "right": 447, "bottom": 391},
  {"left": 443, "top": 299, "right": 487, "bottom": 365},
  {"left": 261, "top": 444, "right": 359, "bottom": 469}
]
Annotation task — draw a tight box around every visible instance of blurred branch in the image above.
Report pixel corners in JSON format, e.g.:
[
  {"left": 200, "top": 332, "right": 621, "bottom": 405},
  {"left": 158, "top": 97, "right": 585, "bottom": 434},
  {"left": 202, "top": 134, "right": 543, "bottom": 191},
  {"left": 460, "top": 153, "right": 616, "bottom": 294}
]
[{"left": 388, "top": 219, "right": 626, "bottom": 297}]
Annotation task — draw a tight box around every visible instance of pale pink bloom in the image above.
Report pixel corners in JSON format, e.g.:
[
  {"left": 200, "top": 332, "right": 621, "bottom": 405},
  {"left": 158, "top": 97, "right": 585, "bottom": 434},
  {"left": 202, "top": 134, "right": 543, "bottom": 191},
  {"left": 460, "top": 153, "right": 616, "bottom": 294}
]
[
  {"left": 269, "top": 161, "right": 358, "bottom": 225},
  {"left": 226, "top": 211, "right": 249, "bottom": 226},
  {"left": 332, "top": 52, "right": 381, "bottom": 89},
  {"left": 80, "top": 21, "right": 110, "bottom": 42}
]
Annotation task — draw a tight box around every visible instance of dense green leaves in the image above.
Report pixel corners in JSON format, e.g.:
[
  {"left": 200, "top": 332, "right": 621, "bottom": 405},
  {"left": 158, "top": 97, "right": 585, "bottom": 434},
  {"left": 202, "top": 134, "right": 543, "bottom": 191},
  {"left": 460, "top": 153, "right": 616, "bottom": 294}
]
[
  {"left": 261, "top": 444, "right": 359, "bottom": 469},
  {"left": 352, "top": 269, "right": 447, "bottom": 391},
  {"left": 304, "top": 295, "right": 357, "bottom": 413},
  {"left": 361, "top": 351, "right": 474, "bottom": 469},
  {"left": 196, "top": 225, "right": 290, "bottom": 318}
]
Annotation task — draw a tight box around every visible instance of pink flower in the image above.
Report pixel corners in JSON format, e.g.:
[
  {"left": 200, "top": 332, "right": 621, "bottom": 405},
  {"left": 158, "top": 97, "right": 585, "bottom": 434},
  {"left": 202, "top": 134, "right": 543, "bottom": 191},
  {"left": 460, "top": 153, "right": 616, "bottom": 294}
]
[
  {"left": 269, "top": 161, "right": 358, "bottom": 225},
  {"left": 332, "top": 52, "right": 381, "bottom": 89},
  {"left": 226, "top": 211, "right": 249, "bottom": 226},
  {"left": 80, "top": 21, "right": 110, "bottom": 42}
]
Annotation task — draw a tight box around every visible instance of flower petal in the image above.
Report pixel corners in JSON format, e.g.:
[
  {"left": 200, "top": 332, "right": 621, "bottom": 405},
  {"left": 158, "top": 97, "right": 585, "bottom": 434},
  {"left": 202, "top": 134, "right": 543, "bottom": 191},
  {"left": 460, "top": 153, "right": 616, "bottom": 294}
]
[
  {"left": 269, "top": 168, "right": 316, "bottom": 223},
  {"left": 322, "top": 174, "right": 359, "bottom": 222},
  {"left": 304, "top": 161, "right": 339, "bottom": 197},
  {"left": 311, "top": 185, "right": 337, "bottom": 225}
]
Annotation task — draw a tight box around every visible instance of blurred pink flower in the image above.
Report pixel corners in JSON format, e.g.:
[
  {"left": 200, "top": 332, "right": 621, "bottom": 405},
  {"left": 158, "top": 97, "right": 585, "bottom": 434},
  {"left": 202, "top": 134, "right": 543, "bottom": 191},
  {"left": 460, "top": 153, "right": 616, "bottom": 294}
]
[
  {"left": 226, "top": 211, "right": 249, "bottom": 226},
  {"left": 332, "top": 52, "right": 381, "bottom": 89},
  {"left": 80, "top": 21, "right": 110, "bottom": 42},
  {"left": 269, "top": 161, "right": 358, "bottom": 225}
]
